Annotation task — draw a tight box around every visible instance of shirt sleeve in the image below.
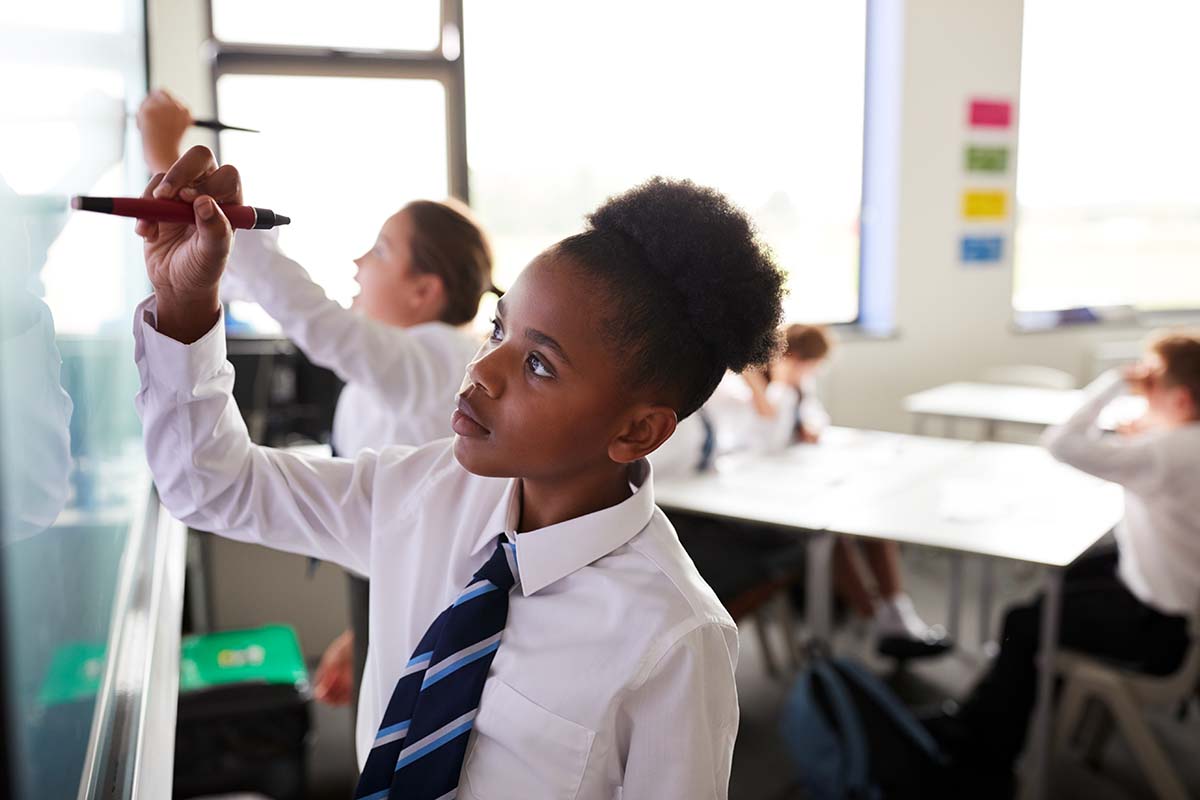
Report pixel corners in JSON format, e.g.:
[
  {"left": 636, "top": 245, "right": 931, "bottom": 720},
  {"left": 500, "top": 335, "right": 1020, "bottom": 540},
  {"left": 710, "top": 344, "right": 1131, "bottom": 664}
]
[
  {"left": 133, "top": 294, "right": 395, "bottom": 575},
  {"left": 797, "top": 376, "right": 831, "bottom": 435},
  {"left": 619, "top": 622, "right": 740, "bottom": 799},
  {"left": 225, "top": 230, "right": 474, "bottom": 412},
  {"left": 1040, "top": 370, "right": 1165, "bottom": 493}
]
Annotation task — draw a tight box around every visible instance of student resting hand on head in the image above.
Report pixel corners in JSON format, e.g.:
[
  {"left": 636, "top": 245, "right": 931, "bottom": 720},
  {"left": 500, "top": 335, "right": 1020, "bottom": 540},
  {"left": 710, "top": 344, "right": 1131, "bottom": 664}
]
[
  {"left": 133, "top": 145, "right": 786, "bottom": 799},
  {"left": 138, "top": 89, "right": 495, "bottom": 714},
  {"left": 930, "top": 332, "right": 1200, "bottom": 793}
]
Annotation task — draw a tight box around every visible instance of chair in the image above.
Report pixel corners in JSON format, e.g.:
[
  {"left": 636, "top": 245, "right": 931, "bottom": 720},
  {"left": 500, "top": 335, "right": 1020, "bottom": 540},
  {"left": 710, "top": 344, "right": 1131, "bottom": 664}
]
[
  {"left": 1053, "top": 609, "right": 1200, "bottom": 800},
  {"left": 971, "top": 364, "right": 1077, "bottom": 647},
  {"left": 979, "top": 365, "right": 1077, "bottom": 391}
]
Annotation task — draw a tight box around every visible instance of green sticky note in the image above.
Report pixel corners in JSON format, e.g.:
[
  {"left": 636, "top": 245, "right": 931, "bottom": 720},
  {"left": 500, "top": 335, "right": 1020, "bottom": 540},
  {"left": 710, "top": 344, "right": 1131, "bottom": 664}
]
[{"left": 965, "top": 145, "right": 1008, "bottom": 173}]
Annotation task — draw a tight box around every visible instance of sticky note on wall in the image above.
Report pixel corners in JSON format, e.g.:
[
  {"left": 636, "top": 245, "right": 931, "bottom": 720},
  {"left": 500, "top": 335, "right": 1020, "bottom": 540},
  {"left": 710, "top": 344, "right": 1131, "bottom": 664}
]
[
  {"left": 965, "top": 145, "right": 1008, "bottom": 173},
  {"left": 961, "top": 235, "right": 1004, "bottom": 264},
  {"left": 969, "top": 99, "right": 1011, "bottom": 128},
  {"left": 962, "top": 190, "right": 1007, "bottom": 219}
]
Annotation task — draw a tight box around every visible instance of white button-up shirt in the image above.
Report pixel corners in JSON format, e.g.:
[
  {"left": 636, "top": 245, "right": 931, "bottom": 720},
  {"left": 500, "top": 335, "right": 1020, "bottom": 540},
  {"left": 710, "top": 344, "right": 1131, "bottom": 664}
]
[
  {"left": 134, "top": 297, "right": 740, "bottom": 799},
  {"left": 225, "top": 230, "right": 482, "bottom": 456},
  {"left": 1042, "top": 371, "right": 1200, "bottom": 616}
]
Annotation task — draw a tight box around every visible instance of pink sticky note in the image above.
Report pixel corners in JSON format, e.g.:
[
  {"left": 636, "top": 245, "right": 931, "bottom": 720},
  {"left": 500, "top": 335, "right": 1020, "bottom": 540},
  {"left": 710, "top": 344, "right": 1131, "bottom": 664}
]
[{"left": 969, "top": 99, "right": 1011, "bottom": 128}]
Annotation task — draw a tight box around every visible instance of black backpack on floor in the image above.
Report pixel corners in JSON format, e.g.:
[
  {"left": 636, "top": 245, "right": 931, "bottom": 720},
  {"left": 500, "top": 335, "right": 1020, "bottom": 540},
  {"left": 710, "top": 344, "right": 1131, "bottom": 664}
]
[{"left": 779, "top": 656, "right": 950, "bottom": 799}]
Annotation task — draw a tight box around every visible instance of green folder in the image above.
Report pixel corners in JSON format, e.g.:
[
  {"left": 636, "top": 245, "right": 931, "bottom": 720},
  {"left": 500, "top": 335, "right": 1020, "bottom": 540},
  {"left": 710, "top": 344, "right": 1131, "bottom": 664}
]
[
  {"left": 38, "top": 624, "right": 309, "bottom": 707},
  {"left": 180, "top": 624, "right": 309, "bottom": 692}
]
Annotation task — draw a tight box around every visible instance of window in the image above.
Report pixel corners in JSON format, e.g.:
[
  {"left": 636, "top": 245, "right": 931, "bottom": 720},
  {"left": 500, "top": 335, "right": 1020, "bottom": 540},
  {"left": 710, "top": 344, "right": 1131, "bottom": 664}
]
[
  {"left": 464, "top": 0, "right": 868, "bottom": 324},
  {"left": 216, "top": 75, "right": 449, "bottom": 312},
  {"left": 209, "top": 0, "right": 465, "bottom": 331},
  {"left": 1014, "top": 0, "right": 1200, "bottom": 316}
]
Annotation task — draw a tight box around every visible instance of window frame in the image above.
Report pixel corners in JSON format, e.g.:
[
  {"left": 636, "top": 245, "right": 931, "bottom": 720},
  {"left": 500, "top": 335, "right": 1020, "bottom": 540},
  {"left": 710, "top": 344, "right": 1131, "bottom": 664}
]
[
  {"left": 205, "top": 0, "right": 468, "bottom": 202},
  {"left": 206, "top": 0, "right": 889, "bottom": 333}
]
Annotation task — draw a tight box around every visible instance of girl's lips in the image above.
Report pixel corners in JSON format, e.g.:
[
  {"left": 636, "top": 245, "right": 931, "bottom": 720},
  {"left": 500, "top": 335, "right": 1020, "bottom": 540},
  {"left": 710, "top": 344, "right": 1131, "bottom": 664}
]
[{"left": 452, "top": 396, "right": 490, "bottom": 438}]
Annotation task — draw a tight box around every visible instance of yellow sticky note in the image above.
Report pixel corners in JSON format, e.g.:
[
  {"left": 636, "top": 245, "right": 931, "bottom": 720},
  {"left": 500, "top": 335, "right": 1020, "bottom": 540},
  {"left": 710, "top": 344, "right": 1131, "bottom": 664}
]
[{"left": 962, "top": 190, "right": 1007, "bottom": 219}]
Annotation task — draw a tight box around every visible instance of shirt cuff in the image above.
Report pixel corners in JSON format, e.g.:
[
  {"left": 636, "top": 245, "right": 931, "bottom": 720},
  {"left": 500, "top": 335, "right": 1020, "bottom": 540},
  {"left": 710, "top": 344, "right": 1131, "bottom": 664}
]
[{"left": 134, "top": 293, "right": 228, "bottom": 390}]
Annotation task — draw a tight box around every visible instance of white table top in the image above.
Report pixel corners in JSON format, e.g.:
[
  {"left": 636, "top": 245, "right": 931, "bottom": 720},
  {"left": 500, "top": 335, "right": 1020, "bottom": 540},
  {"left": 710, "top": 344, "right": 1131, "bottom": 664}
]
[
  {"left": 902, "top": 381, "right": 1145, "bottom": 430},
  {"left": 654, "top": 427, "right": 1124, "bottom": 568}
]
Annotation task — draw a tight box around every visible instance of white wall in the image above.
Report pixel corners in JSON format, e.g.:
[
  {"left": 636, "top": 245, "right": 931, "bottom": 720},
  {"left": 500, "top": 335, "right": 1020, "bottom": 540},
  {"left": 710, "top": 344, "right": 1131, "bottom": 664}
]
[
  {"left": 145, "top": 0, "right": 216, "bottom": 155},
  {"left": 826, "top": 0, "right": 1148, "bottom": 433}
]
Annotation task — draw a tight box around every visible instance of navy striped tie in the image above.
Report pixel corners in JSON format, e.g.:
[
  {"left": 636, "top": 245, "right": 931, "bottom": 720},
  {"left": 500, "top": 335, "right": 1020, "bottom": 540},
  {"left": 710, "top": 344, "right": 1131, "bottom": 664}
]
[{"left": 355, "top": 537, "right": 519, "bottom": 800}]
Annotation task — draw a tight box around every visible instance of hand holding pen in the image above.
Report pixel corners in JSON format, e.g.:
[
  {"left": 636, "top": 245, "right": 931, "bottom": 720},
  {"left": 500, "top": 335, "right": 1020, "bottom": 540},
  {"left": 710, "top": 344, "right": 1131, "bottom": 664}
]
[{"left": 135, "top": 146, "right": 243, "bottom": 343}]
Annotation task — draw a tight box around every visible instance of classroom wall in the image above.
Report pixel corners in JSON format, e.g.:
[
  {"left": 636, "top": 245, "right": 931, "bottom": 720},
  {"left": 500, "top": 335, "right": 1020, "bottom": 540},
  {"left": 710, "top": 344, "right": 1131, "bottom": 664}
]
[
  {"left": 145, "top": 0, "right": 216, "bottom": 154},
  {"left": 824, "top": 0, "right": 1150, "bottom": 433}
]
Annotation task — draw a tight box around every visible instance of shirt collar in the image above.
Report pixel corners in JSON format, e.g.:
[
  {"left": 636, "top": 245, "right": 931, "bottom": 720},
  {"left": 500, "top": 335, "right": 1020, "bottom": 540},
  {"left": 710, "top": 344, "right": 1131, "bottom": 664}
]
[{"left": 472, "top": 460, "right": 656, "bottom": 597}]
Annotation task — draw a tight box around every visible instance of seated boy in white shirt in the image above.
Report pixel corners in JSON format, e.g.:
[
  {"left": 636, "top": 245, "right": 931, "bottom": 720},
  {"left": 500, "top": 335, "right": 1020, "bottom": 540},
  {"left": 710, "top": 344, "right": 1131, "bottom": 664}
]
[
  {"left": 932, "top": 331, "right": 1200, "bottom": 792},
  {"left": 133, "top": 146, "right": 788, "bottom": 799},
  {"left": 138, "top": 90, "right": 494, "bottom": 708}
]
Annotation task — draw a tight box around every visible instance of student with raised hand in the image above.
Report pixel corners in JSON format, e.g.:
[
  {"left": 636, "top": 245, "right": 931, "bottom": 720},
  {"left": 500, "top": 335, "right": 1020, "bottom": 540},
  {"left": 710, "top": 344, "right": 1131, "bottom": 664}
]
[
  {"left": 138, "top": 90, "right": 494, "bottom": 712},
  {"left": 133, "top": 145, "right": 786, "bottom": 798},
  {"left": 931, "top": 331, "right": 1200, "bottom": 792}
]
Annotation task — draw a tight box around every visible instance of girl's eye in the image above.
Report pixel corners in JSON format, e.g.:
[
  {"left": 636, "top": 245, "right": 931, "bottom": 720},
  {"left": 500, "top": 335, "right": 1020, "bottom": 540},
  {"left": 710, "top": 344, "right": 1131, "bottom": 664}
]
[
  {"left": 489, "top": 317, "right": 503, "bottom": 342},
  {"left": 527, "top": 352, "right": 553, "bottom": 378}
]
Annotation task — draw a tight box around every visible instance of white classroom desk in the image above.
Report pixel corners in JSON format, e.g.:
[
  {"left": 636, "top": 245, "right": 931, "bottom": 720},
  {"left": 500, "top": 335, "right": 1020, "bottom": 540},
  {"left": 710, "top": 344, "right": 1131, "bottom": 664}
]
[
  {"left": 654, "top": 427, "right": 1124, "bottom": 800},
  {"left": 903, "top": 381, "right": 1146, "bottom": 439}
]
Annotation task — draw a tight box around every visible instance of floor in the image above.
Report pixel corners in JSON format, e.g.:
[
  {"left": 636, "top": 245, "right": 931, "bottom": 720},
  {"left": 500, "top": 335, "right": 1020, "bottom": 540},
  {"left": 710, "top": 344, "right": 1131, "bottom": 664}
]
[{"left": 200, "top": 548, "right": 1200, "bottom": 800}]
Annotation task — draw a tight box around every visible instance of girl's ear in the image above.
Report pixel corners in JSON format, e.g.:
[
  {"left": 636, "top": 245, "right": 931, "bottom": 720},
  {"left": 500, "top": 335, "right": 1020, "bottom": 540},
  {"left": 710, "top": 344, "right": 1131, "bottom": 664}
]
[
  {"left": 608, "top": 405, "right": 678, "bottom": 464},
  {"left": 410, "top": 272, "right": 446, "bottom": 307}
]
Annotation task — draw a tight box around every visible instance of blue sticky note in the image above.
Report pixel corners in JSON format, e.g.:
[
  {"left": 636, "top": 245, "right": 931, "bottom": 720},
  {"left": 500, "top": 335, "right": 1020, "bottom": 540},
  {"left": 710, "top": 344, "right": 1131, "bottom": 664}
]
[{"left": 961, "top": 235, "right": 1003, "bottom": 264}]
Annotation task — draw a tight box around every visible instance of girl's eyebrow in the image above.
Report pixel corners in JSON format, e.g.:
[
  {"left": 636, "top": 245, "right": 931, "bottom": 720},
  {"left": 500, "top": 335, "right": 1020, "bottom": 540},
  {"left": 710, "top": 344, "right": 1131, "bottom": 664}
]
[
  {"left": 495, "top": 297, "right": 570, "bottom": 365},
  {"left": 525, "top": 328, "right": 571, "bottom": 366}
]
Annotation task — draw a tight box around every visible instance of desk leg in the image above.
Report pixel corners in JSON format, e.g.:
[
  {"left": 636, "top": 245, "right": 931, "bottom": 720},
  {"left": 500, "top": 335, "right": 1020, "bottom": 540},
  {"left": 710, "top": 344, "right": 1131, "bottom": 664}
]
[
  {"left": 1023, "top": 567, "right": 1064, "bottom": 800},
  {"left": 946, "top": 552, "right": 963, "bottom": 642},
  {"left": 805, "top": 532, "right": 836, "bottom": 647}
]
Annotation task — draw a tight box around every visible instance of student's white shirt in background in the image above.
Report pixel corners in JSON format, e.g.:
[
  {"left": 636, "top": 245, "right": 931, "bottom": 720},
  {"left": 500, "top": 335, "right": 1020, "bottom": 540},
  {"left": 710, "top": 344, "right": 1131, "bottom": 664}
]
[
  {"left": 224, "top": 231, "right": 482, "bottom": 455},
  {"left": 797, "top": 374, "right": 831, "bottom": 436},
  {"left": 650, "top": 373, "right": 833, "bottom": 479},
  {"left": 1042, "top": 370, "right": 1200, "bottom": 616},
  {"left": 133, "top": 297, "right": 740, "bottom": 799},
  {"left": 646, "top": 413, "right": 708, "bottom": 479}
]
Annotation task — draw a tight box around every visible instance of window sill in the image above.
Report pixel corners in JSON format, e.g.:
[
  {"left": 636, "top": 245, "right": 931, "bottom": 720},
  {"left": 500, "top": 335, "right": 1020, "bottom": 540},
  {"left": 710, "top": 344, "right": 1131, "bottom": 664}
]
[
  {"left": 829, "top": 321, "right": 900, "bottom": 343},
  {"left": 1011, "top": 306, "right": 1200, "bottom": 335}
]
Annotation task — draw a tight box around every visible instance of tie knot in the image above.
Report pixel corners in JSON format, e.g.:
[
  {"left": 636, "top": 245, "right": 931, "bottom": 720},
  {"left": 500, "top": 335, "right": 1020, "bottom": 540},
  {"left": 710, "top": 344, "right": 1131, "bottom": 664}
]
[{"left": 475, "top": 535, "right": 519, "bottom": 593}]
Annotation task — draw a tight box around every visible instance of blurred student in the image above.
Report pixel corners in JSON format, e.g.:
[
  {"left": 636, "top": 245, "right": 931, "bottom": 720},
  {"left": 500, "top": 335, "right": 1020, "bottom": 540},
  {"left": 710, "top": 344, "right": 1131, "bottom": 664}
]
[
  {"left": 780, "top": 326, "right": 948, "bottom": 658},
  {"left": 134, "top": 147, "right": 785, "bottom": 797},
  {"left": 138, "top": 90, "right": 494, "bottom": 711},
  {"left": 933, "top": 331, "right": 1200, "bottom": 791},
  {"left": 656, "top": 324, "right": 948, "bottom": 657}
]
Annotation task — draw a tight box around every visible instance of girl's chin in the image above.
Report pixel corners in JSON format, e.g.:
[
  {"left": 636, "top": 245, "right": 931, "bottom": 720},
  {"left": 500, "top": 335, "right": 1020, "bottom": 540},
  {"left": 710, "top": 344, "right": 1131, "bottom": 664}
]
[{"left": 452, "top": 435, "right": 508, "bottom": 478}]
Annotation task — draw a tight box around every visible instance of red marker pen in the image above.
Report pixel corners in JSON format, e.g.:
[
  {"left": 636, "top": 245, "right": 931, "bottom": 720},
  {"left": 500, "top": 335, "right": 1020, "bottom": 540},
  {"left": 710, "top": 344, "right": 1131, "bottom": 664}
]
[{"left": 70, "top": 196, "right": 291, "bottom": 230}]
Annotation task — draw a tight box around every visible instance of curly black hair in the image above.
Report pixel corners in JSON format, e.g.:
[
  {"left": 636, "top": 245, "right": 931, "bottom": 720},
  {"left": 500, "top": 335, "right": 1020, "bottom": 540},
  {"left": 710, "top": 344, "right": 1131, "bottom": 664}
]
[{"left": 554, "top": 177, "right": 786, "bottom": 420}]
